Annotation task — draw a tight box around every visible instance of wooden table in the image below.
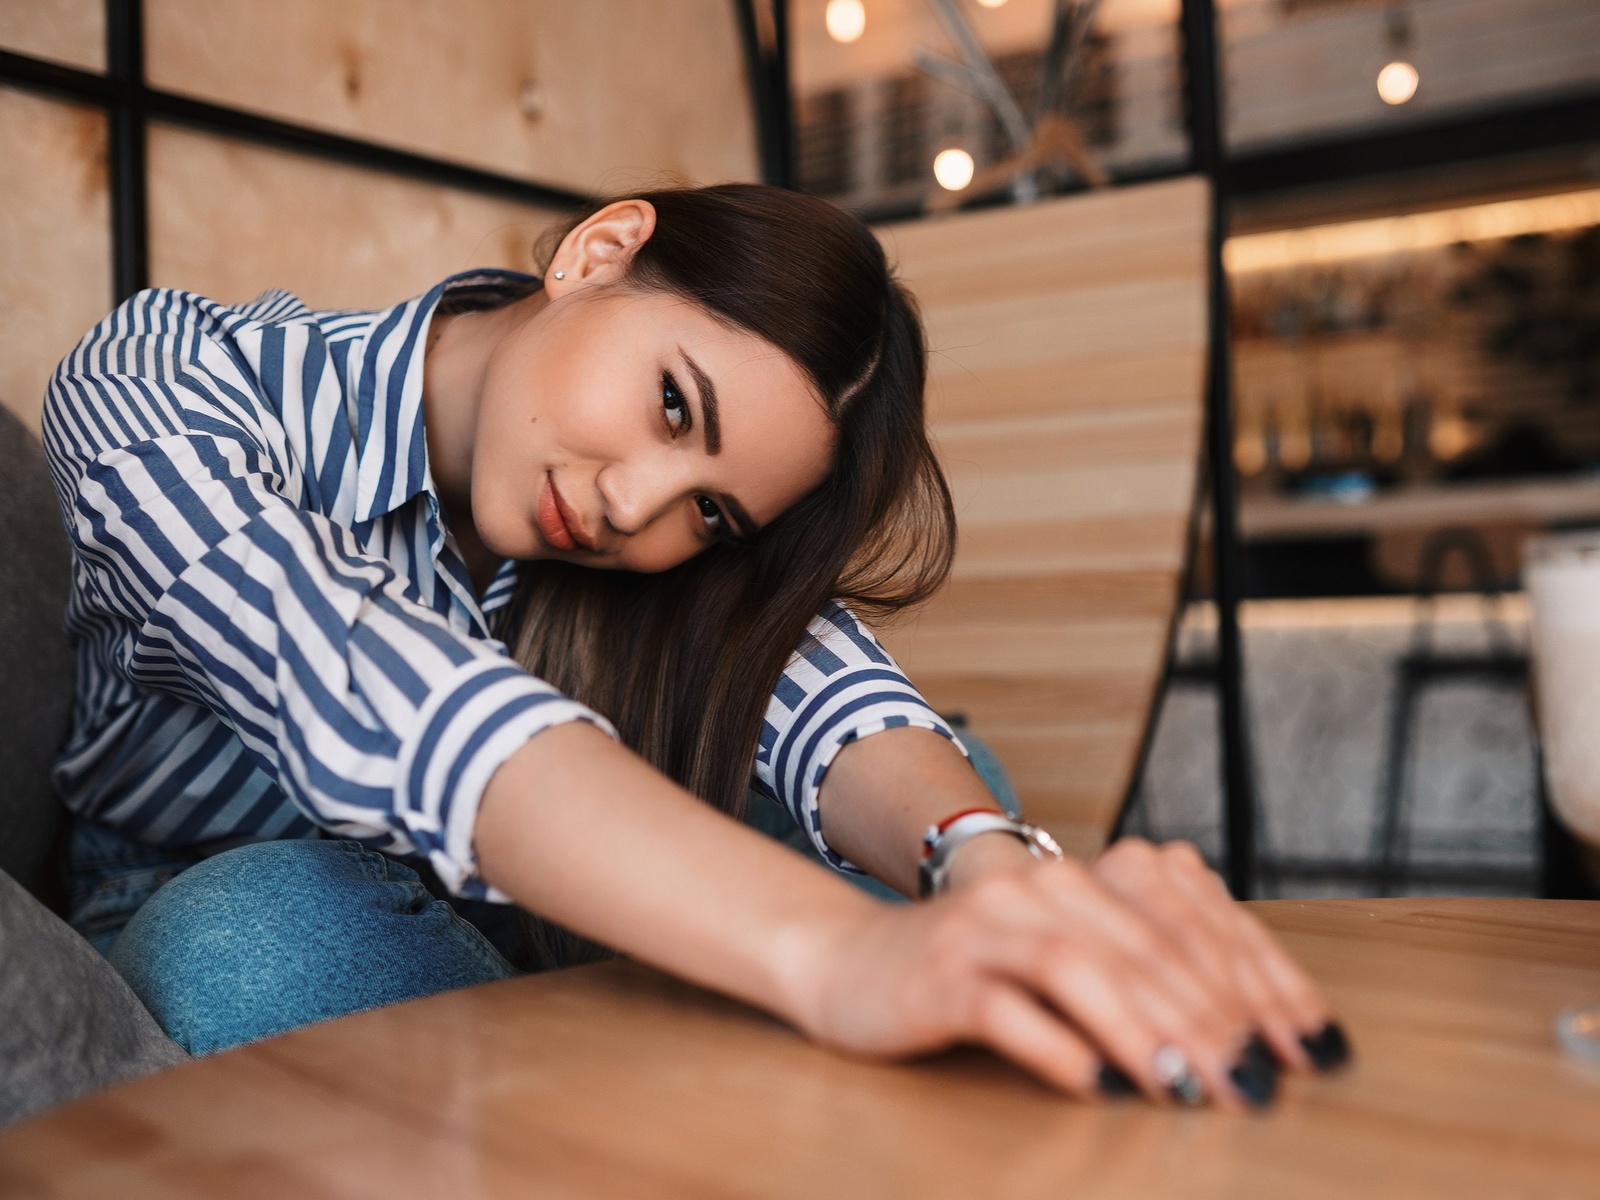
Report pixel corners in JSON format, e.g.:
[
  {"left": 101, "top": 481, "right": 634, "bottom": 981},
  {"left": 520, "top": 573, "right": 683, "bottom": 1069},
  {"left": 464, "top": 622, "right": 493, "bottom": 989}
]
[{"left": 2, "top": 898, "right": 1598, "bottom": 1198}]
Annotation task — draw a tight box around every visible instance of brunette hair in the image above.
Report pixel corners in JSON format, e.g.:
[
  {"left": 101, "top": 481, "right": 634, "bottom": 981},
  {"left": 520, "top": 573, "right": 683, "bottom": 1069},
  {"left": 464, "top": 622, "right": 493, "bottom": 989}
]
[{"left": 500, "top": 184, "right": 954, "bottom": 963}]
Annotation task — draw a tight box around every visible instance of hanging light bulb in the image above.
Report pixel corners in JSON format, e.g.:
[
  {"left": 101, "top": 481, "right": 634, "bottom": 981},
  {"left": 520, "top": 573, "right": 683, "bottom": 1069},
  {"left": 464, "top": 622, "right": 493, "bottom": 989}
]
[
  {"left": 825, "top": 0, "right": 866, "bottom": 43},
  {"left": 1377, "top": 6, "right": 1418, "bottom": 105},
  {"left": 1377, "top": 60, "right": 1419, "bottom": 104},
  {"left": 933, "top": 148, "right": 976, "bottom": 191}
]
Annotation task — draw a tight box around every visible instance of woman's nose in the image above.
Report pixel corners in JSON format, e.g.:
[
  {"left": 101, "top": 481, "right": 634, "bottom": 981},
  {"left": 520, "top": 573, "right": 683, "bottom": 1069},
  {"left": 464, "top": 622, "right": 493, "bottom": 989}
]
[{"left": 596, "top": 457, "right": 691, "bottom": 537}]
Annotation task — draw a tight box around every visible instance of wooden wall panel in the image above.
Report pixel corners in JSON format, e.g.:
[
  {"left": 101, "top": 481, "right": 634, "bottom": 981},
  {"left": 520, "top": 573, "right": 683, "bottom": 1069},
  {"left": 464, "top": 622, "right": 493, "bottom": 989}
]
[
  {"left": 876, "top": 177, "right": 1209, "bottom": 858},
  {"left": 148, "top": 125, "right": 567, "bottom": 310},
  {"left": 145, "top": 0, "right": 758, "bottom": 194},
  {"left": 0, "top": 0, "right": 104, "bottom": 71},
  {"left": 0, "top": 88, "right": 110, "bottom": 433}
]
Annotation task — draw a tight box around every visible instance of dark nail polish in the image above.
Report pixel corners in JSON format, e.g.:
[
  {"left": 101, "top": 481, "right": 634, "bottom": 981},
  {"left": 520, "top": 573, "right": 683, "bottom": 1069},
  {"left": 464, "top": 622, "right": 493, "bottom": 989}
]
[
  {"left": 1243, "top": 1032, "right": 1282, "bottom": 1080},
  {"left": 1097, "top": 1062, "right": 1139, "bottom": 1098},
  {"left": 1228, "top": 1044, "right": 1279, "bottom": 1109},
  {"left": 1300, "top": 1021, "right": 1351, "bottom": 1072}
]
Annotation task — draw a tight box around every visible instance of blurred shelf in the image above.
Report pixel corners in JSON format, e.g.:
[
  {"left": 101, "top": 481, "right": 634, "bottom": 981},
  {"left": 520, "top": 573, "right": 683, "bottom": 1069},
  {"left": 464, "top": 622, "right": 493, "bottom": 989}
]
[{"left": 1241, "top": 476, "right": 1600, "bottom": 540}]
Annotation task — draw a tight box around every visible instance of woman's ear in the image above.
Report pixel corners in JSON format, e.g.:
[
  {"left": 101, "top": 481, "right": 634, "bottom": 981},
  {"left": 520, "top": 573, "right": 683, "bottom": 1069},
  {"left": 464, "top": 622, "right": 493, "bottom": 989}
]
[{"left": 544, "top": 200, "right": 657, "bottom": 298}]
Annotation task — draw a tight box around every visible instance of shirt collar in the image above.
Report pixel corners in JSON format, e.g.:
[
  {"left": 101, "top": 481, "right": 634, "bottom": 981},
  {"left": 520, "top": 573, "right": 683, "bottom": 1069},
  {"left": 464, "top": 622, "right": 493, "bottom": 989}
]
[{"left": 351, "top": 268, "right": 542, "bottom": 525}]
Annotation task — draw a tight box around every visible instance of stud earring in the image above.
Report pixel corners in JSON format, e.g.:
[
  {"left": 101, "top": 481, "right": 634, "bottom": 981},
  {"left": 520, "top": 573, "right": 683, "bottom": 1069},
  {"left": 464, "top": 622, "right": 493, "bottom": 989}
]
[{"left": 553, "top": 270, "right": 566, "bottom": 280}]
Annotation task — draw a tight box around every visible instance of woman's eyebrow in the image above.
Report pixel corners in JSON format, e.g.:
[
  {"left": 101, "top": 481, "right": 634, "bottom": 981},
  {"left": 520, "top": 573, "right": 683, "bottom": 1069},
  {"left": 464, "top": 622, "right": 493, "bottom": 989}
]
[{"left": 680, "top": 350, "right": 721, "bottom": 455}]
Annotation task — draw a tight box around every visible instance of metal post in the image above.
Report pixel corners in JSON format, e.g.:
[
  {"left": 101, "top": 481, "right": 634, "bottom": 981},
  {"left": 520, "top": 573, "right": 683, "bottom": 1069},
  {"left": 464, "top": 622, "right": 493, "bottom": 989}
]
[
  {"left": 733, "top": 0, "right": 794, "bottom": 189},
  {"left": 1178, "top": 0, "right": 1256, "bottom": 898},
  {"left": 769, "top": 0, "right": 793, "bottom": 188},
  {"left": 106, "top": 0, "right": 148, "bottom": 302}
]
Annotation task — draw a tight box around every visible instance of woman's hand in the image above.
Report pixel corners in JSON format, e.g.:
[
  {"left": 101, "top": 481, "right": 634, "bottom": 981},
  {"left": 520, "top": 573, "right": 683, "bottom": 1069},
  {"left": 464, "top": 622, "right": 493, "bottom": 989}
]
[
  {"left": 482, "top": 726, "right": 1343, "bottom": 1112},
  {"left": 785, "top": 837, "right": 1340, "bottom": 1110}
]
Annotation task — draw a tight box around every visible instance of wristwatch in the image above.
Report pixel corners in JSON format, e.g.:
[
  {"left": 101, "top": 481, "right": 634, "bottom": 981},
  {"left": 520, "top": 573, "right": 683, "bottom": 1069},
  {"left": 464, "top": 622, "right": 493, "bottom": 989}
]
[{"left": 917, "top": 808, "right": 1064, "bottom": 898}]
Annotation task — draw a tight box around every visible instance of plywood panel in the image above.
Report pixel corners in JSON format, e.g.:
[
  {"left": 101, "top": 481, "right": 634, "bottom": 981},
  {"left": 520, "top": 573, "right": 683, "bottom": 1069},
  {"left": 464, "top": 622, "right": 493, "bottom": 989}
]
[
  {"left": 0, "top": 0, "right": 103, "bottom": 71},
  {"left": 145, "top": 0, "right": 758, "bottom": 195},
  {"left": 876, "top": 177, "right": 1209, "bottom": 854},
  {"left": 148, "top": 125, "right": 567, "bottom": 310},
  {"left": 0, "top": 88, "right": 110, "bottom": 433},
  {"left": 952, "top": 511, "right": 1192, "bottom": 577},
  {"left": 930, "top": 573, "right": 1178, "bottom": 623},
  {"left": 928, "top": 347, "right": 1205, "bottom": 422}
]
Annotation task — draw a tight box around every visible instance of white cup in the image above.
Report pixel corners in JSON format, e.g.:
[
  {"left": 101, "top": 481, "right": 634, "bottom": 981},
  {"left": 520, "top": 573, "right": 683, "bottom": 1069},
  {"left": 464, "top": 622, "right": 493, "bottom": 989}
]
[{"left": 1526, "top": 531, "right": 1600, "bottom": 850}]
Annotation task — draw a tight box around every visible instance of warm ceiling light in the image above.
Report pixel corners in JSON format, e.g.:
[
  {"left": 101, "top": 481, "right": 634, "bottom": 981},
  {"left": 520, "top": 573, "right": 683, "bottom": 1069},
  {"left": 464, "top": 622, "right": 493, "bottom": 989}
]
[
  {"left": 1377, "top": 60, "right": 1419, "bottom": 105},
  {"left": 933, "top": 148, "right": 975, "bottom": 191},
  {"left": 825, "top": 0, "right": 866, "bottom": 43},
  {"left": 976, "top": 0, "right": 1009, "bottom": 7}
]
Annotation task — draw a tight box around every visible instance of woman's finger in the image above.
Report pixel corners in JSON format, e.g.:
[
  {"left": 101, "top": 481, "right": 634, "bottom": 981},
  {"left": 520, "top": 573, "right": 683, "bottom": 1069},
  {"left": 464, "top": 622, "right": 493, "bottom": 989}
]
[
  {"left": 1009, "top": 859, "right": 1265, "bottom": 1098},
  {"left": 1097, "top": 838, "right": 1338, "bottom": 1072},
  {"left": 1093, "top": 839, "right": 1313, "bottom": 1071},
  {"left": 963, "top": 980, "right": 1104, "bottom": 1100},
  {"left": 946, "top": 900, "right": 1251, "bottom": 1109},
  {"left": 975, "top": 862, "right": 1243, "bottom": 1042},
  {"left": 1157, "top": 842, "right": 1334, "bottom": 1065}
]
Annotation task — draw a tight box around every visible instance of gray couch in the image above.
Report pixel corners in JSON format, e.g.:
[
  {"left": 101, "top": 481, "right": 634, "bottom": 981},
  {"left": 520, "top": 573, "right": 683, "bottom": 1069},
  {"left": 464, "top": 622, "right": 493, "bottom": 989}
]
[{"left": 0, "top": 403, "right": 185, "bottom": 1125}]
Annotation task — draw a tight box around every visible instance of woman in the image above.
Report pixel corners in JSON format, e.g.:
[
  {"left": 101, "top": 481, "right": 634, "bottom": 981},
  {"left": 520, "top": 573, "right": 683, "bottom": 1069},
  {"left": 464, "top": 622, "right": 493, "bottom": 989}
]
[{"left": 45, "top": 184, "right": 1345, "bottom": 1108}]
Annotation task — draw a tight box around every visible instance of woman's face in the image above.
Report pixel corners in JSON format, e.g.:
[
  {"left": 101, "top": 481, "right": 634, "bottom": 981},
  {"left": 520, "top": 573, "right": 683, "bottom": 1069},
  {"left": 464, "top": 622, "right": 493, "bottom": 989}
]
[{"left": 469, "top": 278, "right": 836, "bottom": 575}]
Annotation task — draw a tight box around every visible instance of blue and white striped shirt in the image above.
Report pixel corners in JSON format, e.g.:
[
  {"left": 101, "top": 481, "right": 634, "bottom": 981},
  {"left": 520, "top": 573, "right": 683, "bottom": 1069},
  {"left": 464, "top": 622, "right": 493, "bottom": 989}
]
[{"left": 42, "top": 270, "right": 957, "bottom": 897}]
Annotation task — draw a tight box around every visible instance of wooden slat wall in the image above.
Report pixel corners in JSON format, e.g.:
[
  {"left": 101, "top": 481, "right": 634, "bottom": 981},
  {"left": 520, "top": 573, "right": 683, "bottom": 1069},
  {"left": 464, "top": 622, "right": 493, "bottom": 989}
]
[{"left": 874, "top": 177, "right": 1209, "bottom": 859}]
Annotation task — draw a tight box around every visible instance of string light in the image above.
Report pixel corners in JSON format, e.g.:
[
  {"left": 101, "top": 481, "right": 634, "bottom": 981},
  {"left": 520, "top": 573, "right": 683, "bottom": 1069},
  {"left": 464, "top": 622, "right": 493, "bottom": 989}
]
[
  {"left": 1376, "top": 60, "right": 1419, "bottom": 105},
  {"left": 825, "top": 0, "right": 865, "bottom": 43},
  {"left": 933, "top": 148, "right": 975, "bottom": 191}
]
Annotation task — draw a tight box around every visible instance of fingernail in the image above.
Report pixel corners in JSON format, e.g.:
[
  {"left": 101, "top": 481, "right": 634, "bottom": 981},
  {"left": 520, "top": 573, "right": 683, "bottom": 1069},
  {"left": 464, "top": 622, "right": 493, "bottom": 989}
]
[
  {"left": 1228, "top": 1038, "right": 1279, "bottom": 1109},
  {"left": 1097, "top": 1062, "right": 1139, "bottom": 1098},
  {"left": 1244, "top": 1032, "right": 1281, "bottom": 1075},
  {"left": 1300, "top": 1021, "right": 1351, "bottom": 1072}
]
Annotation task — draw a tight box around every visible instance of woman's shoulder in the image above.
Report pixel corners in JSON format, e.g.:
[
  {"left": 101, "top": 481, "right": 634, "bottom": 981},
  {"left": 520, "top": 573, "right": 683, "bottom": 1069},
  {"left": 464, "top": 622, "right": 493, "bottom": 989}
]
[{"left": 42, "top": 286, "right": 332, "bottom": 470}]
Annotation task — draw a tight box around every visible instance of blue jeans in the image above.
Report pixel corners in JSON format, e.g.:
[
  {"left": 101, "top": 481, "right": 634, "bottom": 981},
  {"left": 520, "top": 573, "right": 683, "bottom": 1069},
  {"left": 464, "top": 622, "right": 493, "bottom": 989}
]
[
  {"left": 77, "top": 730, "right": 1020, "bottom": 1056},
  {"left": 107, "top": 839, "right": 517, "bottom": 1055}
]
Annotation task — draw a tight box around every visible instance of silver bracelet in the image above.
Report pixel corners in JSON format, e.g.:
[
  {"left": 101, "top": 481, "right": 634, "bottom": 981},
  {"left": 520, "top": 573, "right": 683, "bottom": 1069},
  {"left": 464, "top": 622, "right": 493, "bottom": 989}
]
[{"left": 917, "top": 810, "right": 1064, "bottom": 898}]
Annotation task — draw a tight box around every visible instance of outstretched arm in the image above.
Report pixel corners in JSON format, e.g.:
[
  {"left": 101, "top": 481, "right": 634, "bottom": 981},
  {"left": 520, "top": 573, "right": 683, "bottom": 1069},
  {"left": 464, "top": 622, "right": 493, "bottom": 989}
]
[{"left": 474, "top": 720, "right": 1339, "bottom": 1110}]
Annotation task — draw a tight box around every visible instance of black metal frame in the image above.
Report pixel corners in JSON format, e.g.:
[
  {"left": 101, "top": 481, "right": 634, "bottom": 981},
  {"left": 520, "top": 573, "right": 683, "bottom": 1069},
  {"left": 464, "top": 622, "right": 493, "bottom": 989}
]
[
  {"left": 1177, "top": 0, "right": 1255, "bottom": 899},
  {"left": 735, "top": 0, "right": 795, "bottom": 189}
]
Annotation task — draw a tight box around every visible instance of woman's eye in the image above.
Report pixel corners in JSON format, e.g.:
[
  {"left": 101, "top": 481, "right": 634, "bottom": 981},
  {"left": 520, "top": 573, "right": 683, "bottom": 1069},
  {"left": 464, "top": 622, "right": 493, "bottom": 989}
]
[
  {"left": 662, "top": 371, "right": 689, "bottom": 434},
  {"left": 695, "top": 495, "right": 728, "bottom": 537}
]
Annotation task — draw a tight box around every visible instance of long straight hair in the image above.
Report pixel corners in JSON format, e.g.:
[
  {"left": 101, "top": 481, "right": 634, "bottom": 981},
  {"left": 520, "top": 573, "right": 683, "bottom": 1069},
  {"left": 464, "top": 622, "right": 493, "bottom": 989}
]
[{"left": 498, "top": 185, "right": 955, "bottom": 965}]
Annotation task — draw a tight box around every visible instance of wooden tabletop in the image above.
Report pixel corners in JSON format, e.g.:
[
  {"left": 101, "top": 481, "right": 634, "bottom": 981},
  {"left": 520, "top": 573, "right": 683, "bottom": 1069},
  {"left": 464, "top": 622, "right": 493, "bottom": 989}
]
[{"left": 3, "top": 898, "right": 1599, "bottom": 1199}]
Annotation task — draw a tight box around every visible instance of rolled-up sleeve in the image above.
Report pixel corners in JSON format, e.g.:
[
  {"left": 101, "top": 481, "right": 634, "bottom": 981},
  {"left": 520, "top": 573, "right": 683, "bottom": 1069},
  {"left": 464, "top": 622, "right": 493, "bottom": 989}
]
[
  {"left": 754, "top": 601, "right": 966, "bottom": 873},
  {"left": 57, "top": 425, "right": 611, "bottom": 898}
]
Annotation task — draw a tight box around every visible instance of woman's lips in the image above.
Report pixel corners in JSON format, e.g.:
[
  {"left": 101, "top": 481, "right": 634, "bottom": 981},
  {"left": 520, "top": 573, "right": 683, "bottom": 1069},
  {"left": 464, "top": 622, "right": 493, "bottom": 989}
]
[{"left": 537, "top": 475, "right": 595, "bottom": 552}]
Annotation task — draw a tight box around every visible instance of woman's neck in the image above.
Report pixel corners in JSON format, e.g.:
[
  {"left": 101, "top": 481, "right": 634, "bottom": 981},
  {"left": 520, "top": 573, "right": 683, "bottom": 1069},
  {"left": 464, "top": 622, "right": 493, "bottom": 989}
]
[{"left": 421, "top": 293, "right": 544, "bottom": 595}]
